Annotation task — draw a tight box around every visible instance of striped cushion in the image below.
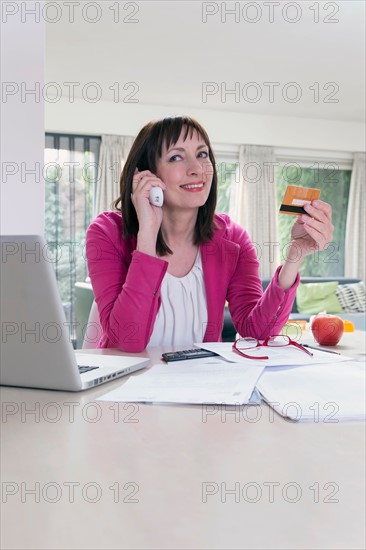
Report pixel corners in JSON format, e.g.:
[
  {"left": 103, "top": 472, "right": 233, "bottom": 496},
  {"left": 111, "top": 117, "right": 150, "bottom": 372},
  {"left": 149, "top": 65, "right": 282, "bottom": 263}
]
[{"left": 335, "top": 282, "right": 366, "bottom": 313}]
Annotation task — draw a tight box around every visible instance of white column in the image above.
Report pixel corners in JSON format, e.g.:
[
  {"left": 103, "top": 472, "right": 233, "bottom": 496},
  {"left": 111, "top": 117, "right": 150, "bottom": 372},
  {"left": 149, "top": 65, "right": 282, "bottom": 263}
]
[{"left": 0, "top": 1, "right": 45, "bottom": 235}]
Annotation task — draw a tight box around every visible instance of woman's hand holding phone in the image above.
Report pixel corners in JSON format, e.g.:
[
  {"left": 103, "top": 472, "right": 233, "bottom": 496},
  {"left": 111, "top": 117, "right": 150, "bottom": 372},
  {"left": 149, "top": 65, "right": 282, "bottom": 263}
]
[{"left": 132, "top": 168, "right": 166, "bottom": 255}]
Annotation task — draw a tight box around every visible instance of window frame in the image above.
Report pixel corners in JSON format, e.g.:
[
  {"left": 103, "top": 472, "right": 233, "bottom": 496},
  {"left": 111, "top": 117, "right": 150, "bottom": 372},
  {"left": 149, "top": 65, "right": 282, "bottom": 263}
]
[{"left": 44, "top": 132, "right": 101, "bottom": 342}]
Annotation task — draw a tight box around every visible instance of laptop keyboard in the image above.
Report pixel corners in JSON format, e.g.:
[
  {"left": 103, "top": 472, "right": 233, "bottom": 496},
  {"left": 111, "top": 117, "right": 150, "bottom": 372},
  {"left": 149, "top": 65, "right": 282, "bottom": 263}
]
[{"left": 78, "top": 365, "right": 99, "bottom": 374}]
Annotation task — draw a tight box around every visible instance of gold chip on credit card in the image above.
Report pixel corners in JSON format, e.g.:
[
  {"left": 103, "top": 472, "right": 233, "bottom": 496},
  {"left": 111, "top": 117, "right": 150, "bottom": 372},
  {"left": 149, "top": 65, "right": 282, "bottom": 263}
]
[{"left": 279, "top": 185, "right": 321, "bottom": 216}]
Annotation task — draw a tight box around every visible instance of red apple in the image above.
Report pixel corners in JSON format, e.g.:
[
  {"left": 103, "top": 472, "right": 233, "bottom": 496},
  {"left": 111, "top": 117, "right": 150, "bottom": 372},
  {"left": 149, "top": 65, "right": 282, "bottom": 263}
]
[{"left": 311, "top": 314, "right": 344, "bottom": 346}]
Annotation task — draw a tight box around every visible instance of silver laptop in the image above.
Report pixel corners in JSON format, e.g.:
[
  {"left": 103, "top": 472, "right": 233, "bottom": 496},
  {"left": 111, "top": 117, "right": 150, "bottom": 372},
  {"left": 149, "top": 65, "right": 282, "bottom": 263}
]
[{"left": 0, "top": 235, "right": 149, "bottom": 391}]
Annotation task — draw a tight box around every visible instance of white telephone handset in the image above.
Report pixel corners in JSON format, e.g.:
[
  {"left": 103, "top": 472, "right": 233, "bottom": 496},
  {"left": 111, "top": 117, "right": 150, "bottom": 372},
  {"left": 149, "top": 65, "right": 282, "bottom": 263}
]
[{"left": 149, "top": 187, "right": 164, "bottom": 207}]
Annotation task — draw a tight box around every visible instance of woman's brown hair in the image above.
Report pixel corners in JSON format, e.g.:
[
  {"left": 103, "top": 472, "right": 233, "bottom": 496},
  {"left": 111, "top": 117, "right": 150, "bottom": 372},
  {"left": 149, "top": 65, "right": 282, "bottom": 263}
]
[{"left": 113, "top": 115, "right": 218, "bottom": 256}]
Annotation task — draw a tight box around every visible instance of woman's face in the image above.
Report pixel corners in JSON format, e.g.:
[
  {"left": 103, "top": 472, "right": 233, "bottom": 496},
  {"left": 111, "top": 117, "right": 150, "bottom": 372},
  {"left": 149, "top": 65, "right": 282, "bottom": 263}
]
[{"left": 155, "top": 128, "right": 214, "bottom": 211}]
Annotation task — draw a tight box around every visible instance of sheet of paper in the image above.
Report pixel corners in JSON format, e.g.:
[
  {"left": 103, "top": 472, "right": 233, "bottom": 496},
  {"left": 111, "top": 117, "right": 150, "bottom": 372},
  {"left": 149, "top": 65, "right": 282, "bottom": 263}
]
[
  {"left": 247, "top": 387, "right": 262, "bottom": 405},
  {"left": 257, "top": 360, "right": 366, "bottom": 422},
  {"left": 97, "top": 358, "right": 265, "bottom": 405},
  {"left": 195, "top": 342, "right": 354, "bottom": 367},
  {"left": 74, "top": 352, "right": 146, "bottom": 369}
]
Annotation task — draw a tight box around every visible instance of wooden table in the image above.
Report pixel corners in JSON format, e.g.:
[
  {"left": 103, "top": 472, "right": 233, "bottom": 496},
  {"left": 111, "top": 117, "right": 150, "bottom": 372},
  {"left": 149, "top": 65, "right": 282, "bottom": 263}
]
[{"left": 1, "top": 332, "right": 365, "bottom": 549}]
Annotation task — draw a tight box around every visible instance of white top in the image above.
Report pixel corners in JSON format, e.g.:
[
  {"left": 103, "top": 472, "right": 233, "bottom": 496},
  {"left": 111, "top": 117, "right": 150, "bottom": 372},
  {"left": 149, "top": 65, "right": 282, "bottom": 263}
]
[{"left": 148, "top": 250, "right": 208, "bottom": 347}]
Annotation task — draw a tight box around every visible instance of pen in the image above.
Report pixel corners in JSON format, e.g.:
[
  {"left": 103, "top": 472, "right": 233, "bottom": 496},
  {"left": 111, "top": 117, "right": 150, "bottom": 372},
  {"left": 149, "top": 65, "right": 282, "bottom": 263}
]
[{"left": 303, "top": 344, "right": 341, "bottom": 355}]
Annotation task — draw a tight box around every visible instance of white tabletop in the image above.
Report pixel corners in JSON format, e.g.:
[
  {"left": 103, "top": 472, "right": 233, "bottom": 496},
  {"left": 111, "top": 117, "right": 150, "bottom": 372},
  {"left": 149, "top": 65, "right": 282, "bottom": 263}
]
[{"left": 1, "top": 331, "right": 365, "bottom": 549}]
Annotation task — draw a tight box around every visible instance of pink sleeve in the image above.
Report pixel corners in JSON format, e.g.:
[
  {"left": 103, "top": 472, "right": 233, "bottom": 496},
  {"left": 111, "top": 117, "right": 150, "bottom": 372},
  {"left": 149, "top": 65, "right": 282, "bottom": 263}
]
[
  {"left": 226, "top": 227, "right": 299, "bottom": 339},
  {"left": 86, "top": 213, "right": 168, "bottom": 352}
]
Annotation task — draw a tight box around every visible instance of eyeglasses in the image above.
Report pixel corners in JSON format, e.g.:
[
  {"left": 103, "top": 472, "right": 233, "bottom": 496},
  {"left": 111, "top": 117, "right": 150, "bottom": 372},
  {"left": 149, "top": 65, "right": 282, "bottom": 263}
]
[{"left": 232, "top": 335, "right": 313, "bottom": 360}]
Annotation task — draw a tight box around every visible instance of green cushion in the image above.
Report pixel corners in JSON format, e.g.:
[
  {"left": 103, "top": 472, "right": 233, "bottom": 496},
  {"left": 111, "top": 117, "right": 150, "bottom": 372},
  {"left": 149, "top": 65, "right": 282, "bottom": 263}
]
[{"left": 296, "top": 281, "right": 343, "bottom": 314}]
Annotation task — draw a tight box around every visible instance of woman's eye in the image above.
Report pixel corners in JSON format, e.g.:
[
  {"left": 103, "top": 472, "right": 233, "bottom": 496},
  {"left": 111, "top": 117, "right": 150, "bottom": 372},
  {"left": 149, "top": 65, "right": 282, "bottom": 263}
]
[{"left": 169, "top": 151, "right": 208, "bottom": 162}]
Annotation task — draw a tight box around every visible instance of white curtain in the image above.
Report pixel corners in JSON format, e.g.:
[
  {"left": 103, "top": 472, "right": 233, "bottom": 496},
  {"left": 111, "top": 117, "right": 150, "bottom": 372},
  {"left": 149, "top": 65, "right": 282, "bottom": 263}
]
[
  {"left": 94, "top": 135, "right": 134, "bottom": 216},
  {"left": 230, "top": 145, "right": 279, "bottom": 278},
  {"left": 345, "top": 152, "right": 366, "bottom": 281}
]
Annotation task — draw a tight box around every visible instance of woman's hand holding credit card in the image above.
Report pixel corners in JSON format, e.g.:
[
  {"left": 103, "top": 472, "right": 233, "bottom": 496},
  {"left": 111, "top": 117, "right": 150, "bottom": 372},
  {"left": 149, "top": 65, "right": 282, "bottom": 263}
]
[{"left": 280, "top": 185, "right": 334, "bottom": 259}]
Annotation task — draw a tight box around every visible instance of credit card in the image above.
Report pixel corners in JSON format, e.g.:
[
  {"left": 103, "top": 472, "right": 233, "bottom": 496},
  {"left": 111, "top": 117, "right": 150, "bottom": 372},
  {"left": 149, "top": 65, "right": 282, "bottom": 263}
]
[{"left": 279, "top": 185, "right": 321, "bottom": 216}]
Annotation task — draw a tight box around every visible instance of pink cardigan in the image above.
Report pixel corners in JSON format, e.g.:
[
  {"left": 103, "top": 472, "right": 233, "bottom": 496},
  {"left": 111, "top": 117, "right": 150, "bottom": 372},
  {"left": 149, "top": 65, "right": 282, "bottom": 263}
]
[{"left": 86, "top": 212, "right": 299, "bottom": 352}]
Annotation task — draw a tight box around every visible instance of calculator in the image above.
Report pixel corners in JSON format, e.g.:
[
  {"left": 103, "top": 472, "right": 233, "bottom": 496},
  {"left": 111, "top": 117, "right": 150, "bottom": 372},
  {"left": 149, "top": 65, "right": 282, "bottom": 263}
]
[{"left": 161, "top": 348, "right": 219, "bottom": 362}]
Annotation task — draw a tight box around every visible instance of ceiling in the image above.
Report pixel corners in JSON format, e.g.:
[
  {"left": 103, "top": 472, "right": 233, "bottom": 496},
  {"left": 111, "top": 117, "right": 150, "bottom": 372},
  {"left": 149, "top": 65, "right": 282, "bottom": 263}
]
[{"left": 46, "top": 0, "right": 365, "bottom": 122}]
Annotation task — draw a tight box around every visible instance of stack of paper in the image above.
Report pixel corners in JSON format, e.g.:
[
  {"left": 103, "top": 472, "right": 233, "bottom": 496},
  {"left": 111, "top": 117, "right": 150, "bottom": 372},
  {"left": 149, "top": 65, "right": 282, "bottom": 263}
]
[
  {"left": 98, "top": 360, "right": 265, "bottom": 406},
  {"left": 194, "top": 341, "right": 354, "bottom": 367},
  {"left": 97, "top": 343, "right": 365, "bottom": 422},
  {"left": 195, "top": 343, "right": 365, "bottom": 421},
  {"left": 257, "top": 360, "right": 366, "bottom": 422}
]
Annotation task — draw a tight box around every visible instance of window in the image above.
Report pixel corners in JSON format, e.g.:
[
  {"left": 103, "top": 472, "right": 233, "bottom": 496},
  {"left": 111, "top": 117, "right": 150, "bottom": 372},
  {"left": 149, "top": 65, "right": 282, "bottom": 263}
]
[
  {"left": 216, "top": 160, "right": 238, "bottom": 213},
  {"left": 276, "top": 163, "right": 352, "bottom": 277},
  {"left": 214, "top": 144, "right": 353, "bottom": 277},
  {"left": 44, "top": 134, "right": 101, "bottom": 337},
  {"left": 214, "top": 145, "right": 240, "bottom": 214}
]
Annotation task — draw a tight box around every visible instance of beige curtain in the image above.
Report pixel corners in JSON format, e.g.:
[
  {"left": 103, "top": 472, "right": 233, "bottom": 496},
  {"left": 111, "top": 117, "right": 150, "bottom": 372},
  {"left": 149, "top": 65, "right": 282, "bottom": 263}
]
[
  {"left": 94, "top": 135, "right": 134, "bottom": 216},
  {"left": 230, "top": 145, "right": 279, "bottom": 278},
  {"left": 345, "top": 152, "right": 366, "bottom": 281}
]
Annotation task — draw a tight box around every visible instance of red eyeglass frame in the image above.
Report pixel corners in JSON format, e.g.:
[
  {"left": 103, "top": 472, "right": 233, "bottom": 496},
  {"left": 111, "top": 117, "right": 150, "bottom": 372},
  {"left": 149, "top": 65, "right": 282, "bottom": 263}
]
[{"left": 232, "top": 335, "right": 313, "bottom": 360}]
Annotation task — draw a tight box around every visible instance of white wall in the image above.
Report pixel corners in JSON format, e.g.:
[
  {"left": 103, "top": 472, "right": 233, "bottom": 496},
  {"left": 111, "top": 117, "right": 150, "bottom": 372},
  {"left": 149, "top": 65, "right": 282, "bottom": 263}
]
[
  {"left": 1, "top": 9, "right": 364, "bottom": 239},
  {"left": 0, "top": 14, "right": 45, "bottom": 235},
  {"left": 46, "top": 98, "right": 365, "bottom": 153}
]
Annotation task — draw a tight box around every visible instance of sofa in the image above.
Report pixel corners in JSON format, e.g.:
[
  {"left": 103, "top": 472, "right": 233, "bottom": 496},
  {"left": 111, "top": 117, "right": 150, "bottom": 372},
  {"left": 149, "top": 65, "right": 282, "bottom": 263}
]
[{"left": 75, "top": 277, "right": 365, "bottom": 348}]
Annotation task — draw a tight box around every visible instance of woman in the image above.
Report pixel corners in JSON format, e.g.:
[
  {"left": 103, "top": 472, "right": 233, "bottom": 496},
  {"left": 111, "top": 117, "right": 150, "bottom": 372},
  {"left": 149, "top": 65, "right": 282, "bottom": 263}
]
[{"left": 86, "top": 116, "right": 333, "bottom": 352}]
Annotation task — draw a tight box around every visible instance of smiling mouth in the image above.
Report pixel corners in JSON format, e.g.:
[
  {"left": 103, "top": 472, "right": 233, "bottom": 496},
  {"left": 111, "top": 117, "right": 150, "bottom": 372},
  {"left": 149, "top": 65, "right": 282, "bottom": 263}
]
[{"left": 180, "top": 182, "right": 204, "bottom": 190}]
